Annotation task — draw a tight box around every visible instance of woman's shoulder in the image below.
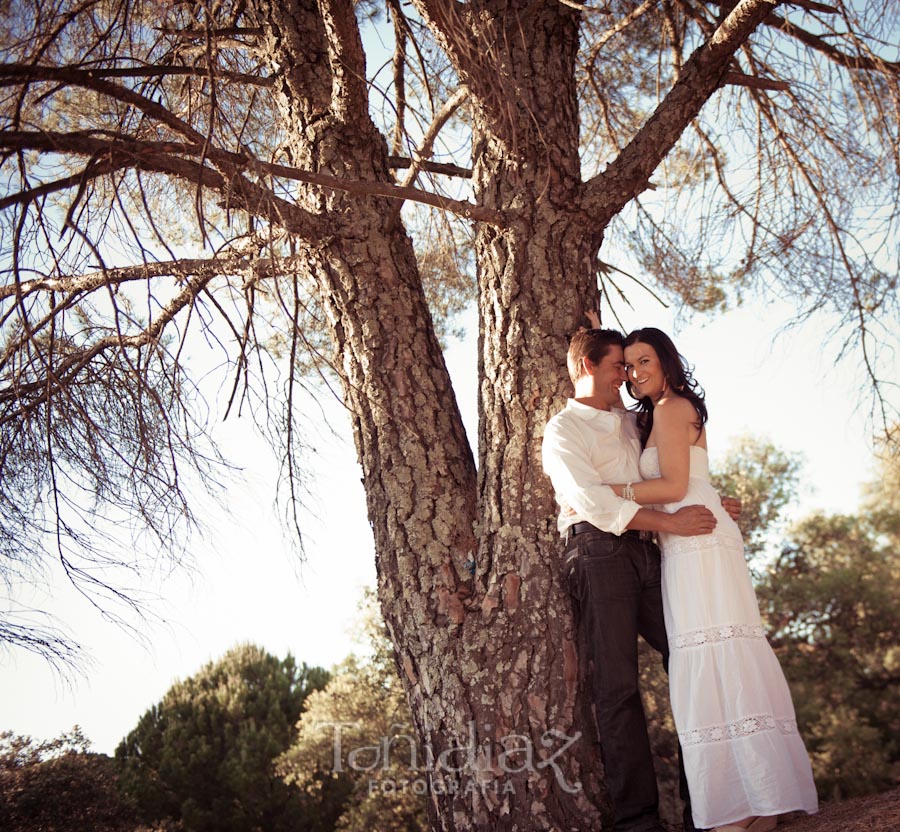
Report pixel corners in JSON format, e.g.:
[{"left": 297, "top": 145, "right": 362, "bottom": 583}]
[{"left": 654, "top": 393, "right": 701, "bottom": 422}]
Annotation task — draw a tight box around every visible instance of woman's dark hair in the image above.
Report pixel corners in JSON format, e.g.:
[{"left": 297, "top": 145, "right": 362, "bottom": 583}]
[{"left": 622, "top": 327, "right": 707, "bottom": 447}]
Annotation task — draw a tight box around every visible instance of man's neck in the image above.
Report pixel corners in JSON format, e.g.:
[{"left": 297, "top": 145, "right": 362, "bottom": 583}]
[{"left": 573, "top": 390, "right": 612, "bottom": 411}]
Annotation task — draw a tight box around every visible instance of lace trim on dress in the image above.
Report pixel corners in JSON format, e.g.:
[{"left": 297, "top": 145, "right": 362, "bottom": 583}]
[
  {"left": 679, "top": 714, "right": 798, "bottom": 747},
  {"left": 670, "top": 623, "right": 767, "bottom": 650},
  {"left": 660, "top": 531, "right": 744, "bottom": 555}
]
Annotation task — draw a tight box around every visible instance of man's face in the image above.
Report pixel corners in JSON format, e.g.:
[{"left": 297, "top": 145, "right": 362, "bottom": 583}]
[{"left": 587, "top": 344, "right": 627, "bottom": 407}]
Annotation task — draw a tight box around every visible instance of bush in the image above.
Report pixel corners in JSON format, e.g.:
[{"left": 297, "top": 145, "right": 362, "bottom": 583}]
[{"left": 0, "top": 728, "right": 140, "bottom": 832}]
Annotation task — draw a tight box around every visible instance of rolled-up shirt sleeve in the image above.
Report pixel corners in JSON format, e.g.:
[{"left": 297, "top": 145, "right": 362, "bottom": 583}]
[{"left": 542, "top": 416, "right": 641, "bottom": 536}]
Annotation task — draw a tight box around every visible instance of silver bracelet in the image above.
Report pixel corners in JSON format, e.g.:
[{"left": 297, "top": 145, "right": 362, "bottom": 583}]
[{"left": 623, "top": 482, "right": 635, "bottom": 501}]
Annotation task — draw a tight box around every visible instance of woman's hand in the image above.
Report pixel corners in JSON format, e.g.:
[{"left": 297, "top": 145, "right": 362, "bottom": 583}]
[{"left": 720, "top": 496, "right": 741, "bottom": 521}]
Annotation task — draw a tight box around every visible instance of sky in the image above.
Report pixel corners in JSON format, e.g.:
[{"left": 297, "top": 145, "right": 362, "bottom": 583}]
[{"left": 1, "top": 289, "right": 893, "bottom": 757}]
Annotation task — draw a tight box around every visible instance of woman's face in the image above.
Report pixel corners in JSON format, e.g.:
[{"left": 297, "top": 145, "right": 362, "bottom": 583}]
[{"left": 624, "top": 341, "right": 667, "bottom": 402}]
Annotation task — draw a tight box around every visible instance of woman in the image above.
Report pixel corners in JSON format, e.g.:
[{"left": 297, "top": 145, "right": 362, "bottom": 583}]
[{"left": 608, "top": 327, "right": 818, "bottom": 832}]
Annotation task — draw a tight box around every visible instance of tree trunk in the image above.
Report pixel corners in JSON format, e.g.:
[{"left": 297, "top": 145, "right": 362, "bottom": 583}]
[
  {"left": 460, "top": 5, "right": 612, "bottom": 828},
  {"left": 253, "top": 0, "right": 612, "bottom": 828}
]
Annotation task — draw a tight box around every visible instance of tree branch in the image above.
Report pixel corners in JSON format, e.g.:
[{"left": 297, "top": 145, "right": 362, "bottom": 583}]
[
  {"left": 0, "top": 63, "right": 208, "bottom": 146},
  {"left": 556, "top": 0, "right": 612, "bottom": 12},
  {"left": 387, "top": 156, "right": 472, "bottom": 178},
  {"left": 0, "top": 159, "right": 123, "bottom": 212},
  {"left": 399, "top": 87, "right": 470, "bottom": 188},
  {"left": 0, "top": 131, "right": 501, "bottom": 224},
  {"left": 588, "top": 0, "right": 660, "bottom": 64},
  {"left": 159, "top": 26, "right": 264, "bottom": 40},
  {"left": 0, "top": 249, "right": 307, "bottom": 380},
  {"left": 583, "top": 0, "right": 778, "bottom": 225},
  {"left": 0, "top": 131, "right": 332, "bottom": 236},
  {"left": 783, "top": 0, "right": 839, "bottom": 13},
  {"left": 722, "top": 70, "right": 789, "bottom": 90},
  {"left": 0, "top": 271, "right": 216, "bottom": 421},
  {"left": 0, "top": 256, "right": 253, "bottom": 302},
  {"left": 81, "top": 64, "right": 273, "bottom": 87},
  {"left": 764, "top": 12, "right": 900, "bottom": 74}
]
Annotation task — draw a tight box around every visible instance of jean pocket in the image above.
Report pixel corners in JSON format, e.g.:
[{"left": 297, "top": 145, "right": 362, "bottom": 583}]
[{"left": 577, "top": 534, "right": 626, "bottom": 560}]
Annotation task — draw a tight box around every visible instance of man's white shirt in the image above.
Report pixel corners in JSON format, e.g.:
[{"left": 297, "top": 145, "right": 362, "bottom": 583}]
[{"left": 542, "top": 399, "right": 643, "bottom": 537}]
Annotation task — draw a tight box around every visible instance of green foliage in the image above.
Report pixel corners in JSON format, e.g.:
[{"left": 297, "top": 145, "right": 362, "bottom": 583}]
[
  {"left": 0, "top": 725, "right": 91, "bottom": 770},
  {"left": 862, "top": 438, "right": 900, "bottom": 534},
  {"left": 757, "top": 501, "right": 900, "bottom": 799},
  {"left": 277, "top": 593, "right": 428, "bottom": 832},
  {"left": 805, "top": 705, "right": 895, "bottom": 801},
  {"left": 116, "top": 643, "right": 339, "bottom": 832},
  {"left": 710, "top": 435, "right": 803, "bottom": 561},
  {"left": 0, "top": 728, "right": 143, "bottom": 832}
]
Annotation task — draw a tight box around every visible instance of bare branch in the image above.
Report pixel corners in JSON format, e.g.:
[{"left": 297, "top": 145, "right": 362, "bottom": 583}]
[
  {"left": 0, "top": 159, "right": 123, "bottom": 212},
  {"left": 588, "top": 0, "right": 660, "bottom": 60},
  {"left": 399, "top": 87, "right": 470, "bottom": 188},
  {"left": 0, "top": 63, "right": 208, "bottom": 146},
  {"left": 387, "top": 156, "right": 472, "bottom": 178},
  {"left": 784, "top": 0, "right": 839, "bottom": 13},
  {"left": 722, "top": 70, "right": 790, "bottom": 90},
  {"left": 764, "top": 12, "right": 900, "bottom": 74},
  {"left": 0, "top": 256, "right": 251, "bottom": 302},
  {"left": 0, "top": 272, "right": 215, "bottom": 421},
  {"left": 159, "top": 26, "right": 264, "bottom": 40},
  {"left": 557, "top": 0, "right": 612, "bottom": 13},
  {"left": 0, "top": 130, "right": 331, "bottom": 236},
  {"left": 84, "top": 64, "right": 273, "bottom": 87},
  {"left": 0, "top": 131, "right": 501, "bottom": 224},
  {"left": 0, "top": 611, "right": 82, "bottom": 669},
  {"left": 747, "top": 82, "right": 896, "bottom": 425},
  {"left": 583, "top": 0, "right": 778, "bottom": 225}
]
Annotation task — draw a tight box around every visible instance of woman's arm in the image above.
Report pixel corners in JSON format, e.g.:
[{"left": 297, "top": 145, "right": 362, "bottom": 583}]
[{"left": 609, "top": 396, "right": 699, "bottom": 505}]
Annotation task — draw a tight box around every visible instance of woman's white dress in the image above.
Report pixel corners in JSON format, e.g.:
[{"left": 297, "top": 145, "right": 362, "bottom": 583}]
[{"left": 640, "top": 445, "right": 818, "bottom": 828}]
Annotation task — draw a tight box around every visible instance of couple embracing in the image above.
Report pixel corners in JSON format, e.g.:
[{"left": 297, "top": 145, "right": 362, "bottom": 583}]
[{"left": 542, "top": 325, "right": 819, "bottom": 832}]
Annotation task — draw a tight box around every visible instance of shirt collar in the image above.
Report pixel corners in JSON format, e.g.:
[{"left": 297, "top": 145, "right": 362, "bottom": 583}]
[{"left": 566, "top": 398, "right": 620, "bottom": 423}]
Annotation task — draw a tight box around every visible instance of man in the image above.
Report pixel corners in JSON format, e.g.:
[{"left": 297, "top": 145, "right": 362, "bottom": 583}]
[{"left": 542, "top": 328, "right": 724, "bottom": 832}]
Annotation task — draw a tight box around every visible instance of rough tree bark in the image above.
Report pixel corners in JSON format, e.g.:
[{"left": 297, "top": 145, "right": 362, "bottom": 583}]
[{"left": 248, "top": 0, "right": 778, "bottom": 828}]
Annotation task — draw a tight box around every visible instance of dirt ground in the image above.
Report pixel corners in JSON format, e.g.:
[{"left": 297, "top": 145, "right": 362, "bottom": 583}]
[{"left": 777, "top": 787, "right": 900, "bottom": 832}]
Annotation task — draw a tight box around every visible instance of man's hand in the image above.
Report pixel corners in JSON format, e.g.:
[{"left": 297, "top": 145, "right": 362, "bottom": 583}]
[
  {"left": 720, "top": 496, "right": 741, "bottom": 522},
  {"left": 666, "top": 505, "right": 717, "bottom": 536}
]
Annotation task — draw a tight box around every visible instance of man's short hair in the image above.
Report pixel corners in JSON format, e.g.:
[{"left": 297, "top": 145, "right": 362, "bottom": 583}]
[{"left": 567, "top": 329, "right": 624, "bottom": 385}]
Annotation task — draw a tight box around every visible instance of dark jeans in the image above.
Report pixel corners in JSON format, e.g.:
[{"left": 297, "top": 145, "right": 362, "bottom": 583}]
[{"left": 565, "top": 527, "right": 699, "bottom": 832}]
